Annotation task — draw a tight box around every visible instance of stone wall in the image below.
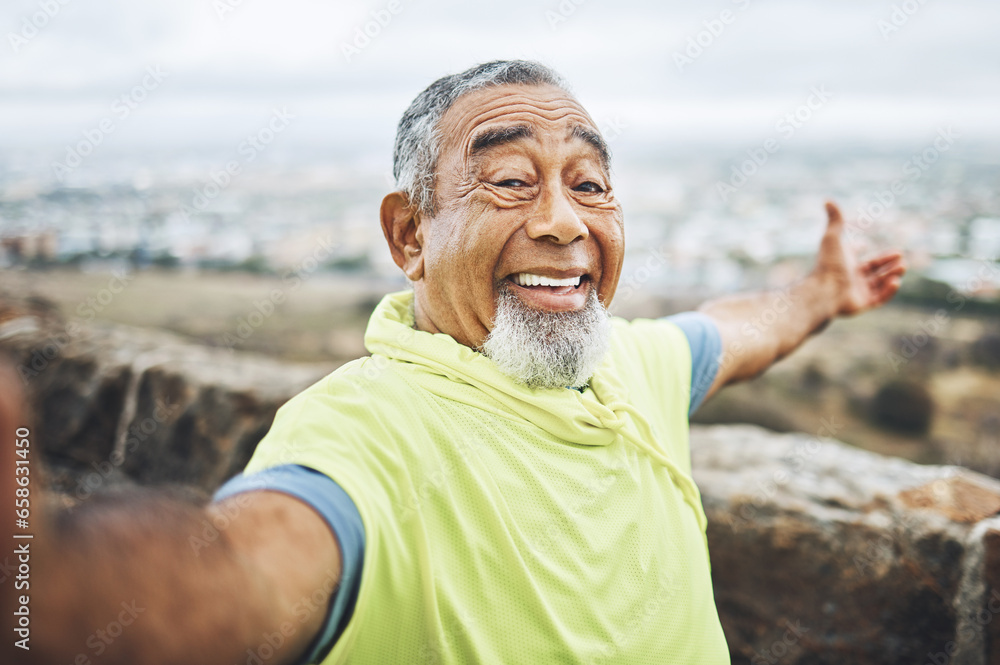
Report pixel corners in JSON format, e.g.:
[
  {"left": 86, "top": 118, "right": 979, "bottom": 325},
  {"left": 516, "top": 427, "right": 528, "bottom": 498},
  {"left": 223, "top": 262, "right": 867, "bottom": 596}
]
[
  {"left": 2, "top": 297, "right": 999, "bottom": 663},
  {"left": 0, "top": 294, "right": 330, "bottom": 498},
  {"left": 692, "top": 426, "right": 1000, "bottom": 665}
]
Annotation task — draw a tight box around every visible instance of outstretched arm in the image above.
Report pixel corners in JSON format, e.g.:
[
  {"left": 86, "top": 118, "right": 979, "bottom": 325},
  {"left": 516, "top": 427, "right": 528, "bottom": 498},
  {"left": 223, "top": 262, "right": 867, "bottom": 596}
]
[
  {"left": 697, "top": 201, "right": 906, "bottom": 400},
  {"left": 0, "top": 369, "right": 341, "bottom": 665}
]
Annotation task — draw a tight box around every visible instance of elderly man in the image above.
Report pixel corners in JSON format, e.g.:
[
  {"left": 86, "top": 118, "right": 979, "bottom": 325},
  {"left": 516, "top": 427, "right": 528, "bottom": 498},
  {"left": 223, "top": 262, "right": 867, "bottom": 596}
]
[{"left": 15, "top": 60, "right": 904, "bottom": 664}]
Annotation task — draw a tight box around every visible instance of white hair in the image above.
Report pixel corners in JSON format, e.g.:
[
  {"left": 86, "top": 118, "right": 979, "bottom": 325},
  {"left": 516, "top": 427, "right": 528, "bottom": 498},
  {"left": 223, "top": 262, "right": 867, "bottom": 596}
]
[{"left": 392, "top": 60, "right": 568, "bottom": 216}]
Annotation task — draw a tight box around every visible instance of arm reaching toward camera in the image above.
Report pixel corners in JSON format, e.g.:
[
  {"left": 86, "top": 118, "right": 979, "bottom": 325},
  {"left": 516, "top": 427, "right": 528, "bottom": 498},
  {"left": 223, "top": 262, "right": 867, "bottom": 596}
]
[
  {"left": 0, "top": 370, "right": 341, "bottom": 665},
  {"left": 698, "top": 201, "right": 906, "bottom": 400}
]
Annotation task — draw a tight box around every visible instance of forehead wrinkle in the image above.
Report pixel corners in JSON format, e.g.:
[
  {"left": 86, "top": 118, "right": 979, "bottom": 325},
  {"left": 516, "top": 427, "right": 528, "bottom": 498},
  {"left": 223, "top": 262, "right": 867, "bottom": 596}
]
[
  {"left": 451, "top": 95, "right": 591, "bottom": 129},
  {"left": 443, "top": 93, "right": 593, "bottom": 148},
  {"left": 437, "top": 85, "right": 608, "bottom": 186}
]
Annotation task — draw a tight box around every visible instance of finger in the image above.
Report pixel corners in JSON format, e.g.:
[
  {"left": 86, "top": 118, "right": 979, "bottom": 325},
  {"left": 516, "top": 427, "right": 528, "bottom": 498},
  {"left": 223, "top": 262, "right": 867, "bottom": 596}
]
[
  {"left": 824, "top": 201, "right": 844, "bottom": 233},
  {"left": 870, "top": 272, "right": 904, "bottom": 303},
  {"left": 874, "top": 262, "right": 907, "bottom": 280},
  {"left": 861, "top": 251, "right": 905, "bottom": 276},
  {"left": 867, "top": 261, "right": 905, "bottom": 287},
  {"left": 871, "top": 254, "right": 906, "bottom": 277},
  {"left": 866, "top": 249, "right": 904, "bottom": 266},
  {"left": 870, "top": 265, "right": 905, "bottom": 286}
]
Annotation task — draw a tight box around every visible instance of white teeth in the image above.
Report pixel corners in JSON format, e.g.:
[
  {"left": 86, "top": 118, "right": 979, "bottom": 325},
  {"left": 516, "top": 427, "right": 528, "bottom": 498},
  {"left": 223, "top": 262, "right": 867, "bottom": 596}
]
[{"left": 513, "top": 273, "right": 582, "bottom": 287}]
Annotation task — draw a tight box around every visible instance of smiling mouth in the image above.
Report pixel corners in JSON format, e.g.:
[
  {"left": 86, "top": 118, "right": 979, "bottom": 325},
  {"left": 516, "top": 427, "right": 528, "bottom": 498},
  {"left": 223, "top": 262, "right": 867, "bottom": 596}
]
[
  {"left": 512, "top": 272, "right": 582, "bottom": 289},
  {"left": 503, "top": 271, "right": 591, "bottom": 311}
]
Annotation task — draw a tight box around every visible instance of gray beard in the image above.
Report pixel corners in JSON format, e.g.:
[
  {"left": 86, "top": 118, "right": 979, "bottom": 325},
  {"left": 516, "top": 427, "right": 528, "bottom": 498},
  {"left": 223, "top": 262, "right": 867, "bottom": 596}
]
[{"left": 479, "top": 283, "right": 612, "bottom": 390}]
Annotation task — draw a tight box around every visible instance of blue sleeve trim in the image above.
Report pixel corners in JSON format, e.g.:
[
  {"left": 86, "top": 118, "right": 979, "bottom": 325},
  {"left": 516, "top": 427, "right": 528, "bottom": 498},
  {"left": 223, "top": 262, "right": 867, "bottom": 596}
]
[
  {"left": 213, "top": 465, "right": 365, "bottom": 664},
  {"left": 663, "top": 312, "right": 722, "bottom": 416}
]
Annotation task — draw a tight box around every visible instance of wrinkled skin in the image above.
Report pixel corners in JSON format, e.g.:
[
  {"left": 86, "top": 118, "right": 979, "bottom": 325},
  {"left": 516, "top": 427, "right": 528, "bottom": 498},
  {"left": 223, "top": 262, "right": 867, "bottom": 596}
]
[{"left": 381, "top": 83, "right": 624, "bottom": 349}]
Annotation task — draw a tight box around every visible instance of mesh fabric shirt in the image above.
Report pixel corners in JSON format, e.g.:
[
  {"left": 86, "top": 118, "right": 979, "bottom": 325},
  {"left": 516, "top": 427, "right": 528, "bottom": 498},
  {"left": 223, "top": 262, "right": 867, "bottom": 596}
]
[{"left": 243, "top": 290, "right": 730, "bottom": 664}]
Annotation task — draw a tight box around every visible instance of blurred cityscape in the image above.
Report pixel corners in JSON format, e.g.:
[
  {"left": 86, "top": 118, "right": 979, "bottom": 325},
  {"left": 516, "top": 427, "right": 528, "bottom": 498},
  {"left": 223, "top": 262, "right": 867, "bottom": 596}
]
[
  {"left": 2, "top": 139, "right": 999, "bottom": 477},
  {"left": 2, "top": 140, "right": 998, "bottom": 306}
]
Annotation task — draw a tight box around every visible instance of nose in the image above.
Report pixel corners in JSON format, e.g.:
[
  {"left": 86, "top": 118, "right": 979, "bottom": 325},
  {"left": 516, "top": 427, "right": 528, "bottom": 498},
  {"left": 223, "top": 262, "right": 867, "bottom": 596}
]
[{"left": 524, "top": 186, "right": 589, "bottom": 245}]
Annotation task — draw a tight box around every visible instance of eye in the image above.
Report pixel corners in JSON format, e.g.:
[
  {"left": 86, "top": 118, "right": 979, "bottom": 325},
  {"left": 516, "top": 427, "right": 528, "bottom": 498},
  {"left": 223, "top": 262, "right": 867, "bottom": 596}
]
[
  {"left": 574, "top": 181, "right": 605, "bottom": 194},
  {"left": 496, "top": 179, "right": 528, "bottom": 188}
]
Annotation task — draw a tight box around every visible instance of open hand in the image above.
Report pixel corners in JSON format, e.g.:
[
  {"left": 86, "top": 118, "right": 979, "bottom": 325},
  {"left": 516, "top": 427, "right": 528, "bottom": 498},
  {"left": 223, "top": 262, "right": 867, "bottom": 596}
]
[{"left": 814, "top": 201, "right": 907, "bottom": 317}]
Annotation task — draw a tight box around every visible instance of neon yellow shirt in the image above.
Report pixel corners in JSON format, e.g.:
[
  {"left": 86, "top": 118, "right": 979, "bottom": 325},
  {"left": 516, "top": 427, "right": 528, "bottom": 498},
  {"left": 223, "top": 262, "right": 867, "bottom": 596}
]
[{"left": 245, "top": 291, "right": 730, "bottom": 664}]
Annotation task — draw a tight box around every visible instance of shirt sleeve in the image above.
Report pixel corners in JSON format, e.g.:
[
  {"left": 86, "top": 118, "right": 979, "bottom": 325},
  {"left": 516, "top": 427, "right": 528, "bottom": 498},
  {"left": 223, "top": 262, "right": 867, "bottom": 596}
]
[
  {"left": 212, "top": 464, "right": 365, "bottom": 665},
  {"left": 662, "top": 312, "right": 722, "bottom": 416}
]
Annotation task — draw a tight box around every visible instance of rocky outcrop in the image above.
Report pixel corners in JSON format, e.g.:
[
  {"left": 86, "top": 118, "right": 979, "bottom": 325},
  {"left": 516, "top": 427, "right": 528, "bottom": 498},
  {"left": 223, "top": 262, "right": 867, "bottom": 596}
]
[
  {"left": 0, "top": 293, "right": 331, "bottom": 498},
  {"left": 3, "top": 293, "right": 1000, "bottom": 663},
  {"left": 692, "top": 425, "right": 1000, "bottom": 665}
]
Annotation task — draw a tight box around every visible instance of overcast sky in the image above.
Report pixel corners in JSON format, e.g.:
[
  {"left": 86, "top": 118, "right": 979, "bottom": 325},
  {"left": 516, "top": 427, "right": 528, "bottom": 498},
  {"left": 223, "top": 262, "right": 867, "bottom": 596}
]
[{"left": 2, "top": 0, "right": 999, "bottom": 155}]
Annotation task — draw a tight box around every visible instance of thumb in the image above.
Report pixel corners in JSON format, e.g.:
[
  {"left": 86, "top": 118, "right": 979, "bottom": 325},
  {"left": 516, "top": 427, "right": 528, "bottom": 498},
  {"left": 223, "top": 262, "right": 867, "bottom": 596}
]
[{"left": 824, "top": 201, "right": 845, "bottom": 234}]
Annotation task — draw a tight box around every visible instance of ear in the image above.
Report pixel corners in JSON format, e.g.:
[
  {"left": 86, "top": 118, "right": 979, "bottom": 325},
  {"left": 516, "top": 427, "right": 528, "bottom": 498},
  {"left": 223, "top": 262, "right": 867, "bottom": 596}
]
[{"left": 380, "top": 191, "right": 425, "bottom": 281}]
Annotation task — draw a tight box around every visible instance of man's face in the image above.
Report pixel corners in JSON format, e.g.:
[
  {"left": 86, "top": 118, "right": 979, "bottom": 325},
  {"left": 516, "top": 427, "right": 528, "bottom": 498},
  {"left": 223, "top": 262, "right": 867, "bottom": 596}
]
[{"left": 411, "top": 83, "right": 625, "bottom": 350}]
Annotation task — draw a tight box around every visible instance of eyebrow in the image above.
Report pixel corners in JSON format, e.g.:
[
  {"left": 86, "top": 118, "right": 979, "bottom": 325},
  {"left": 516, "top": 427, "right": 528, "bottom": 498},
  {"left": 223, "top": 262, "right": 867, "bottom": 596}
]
[
  {"left": 467, "top": 122, "right": 611, "bottom": 171},
  {"left": 571, "top": 125, "right": 610, "bottom": 170},
  {"left": 469, "top": 124, "right": 535, "bottom": 157}
]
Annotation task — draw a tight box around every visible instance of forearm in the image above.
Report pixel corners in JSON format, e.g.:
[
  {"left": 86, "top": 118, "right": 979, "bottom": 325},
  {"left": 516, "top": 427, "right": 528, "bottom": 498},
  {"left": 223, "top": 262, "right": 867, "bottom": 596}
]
[
  {"left": 699, "top": 272, "right": 839, "bottom": 389},
  {"left": 23, "top": 490, "right": 287, "bottom": 665},
  {"left": 16, "top": 487, "right": 336, "bottom": 665},
  {"left": 1, "top": 364, "right": 339, "bottom": 665},
  {"left": 695, "top": 201, "right": 906, "bottom": 398}
]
